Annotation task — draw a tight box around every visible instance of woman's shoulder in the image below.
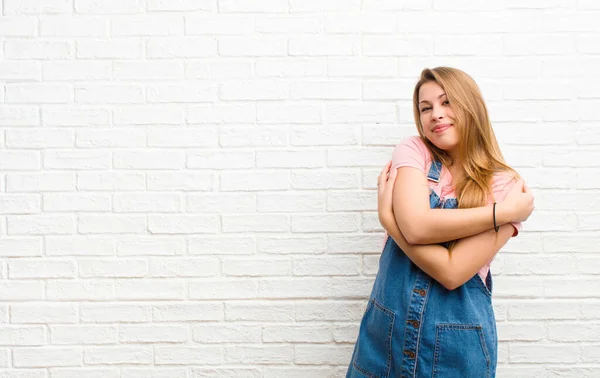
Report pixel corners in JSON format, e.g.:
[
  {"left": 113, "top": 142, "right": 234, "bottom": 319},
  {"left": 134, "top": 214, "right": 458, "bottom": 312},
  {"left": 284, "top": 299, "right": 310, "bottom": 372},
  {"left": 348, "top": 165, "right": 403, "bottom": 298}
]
[
  {"left": 393, "top": 135, "right": 430, "bottom": 156},
  {"left": 391, "top": 135, "right": 431, "bottom": 172},
  {"left": 491, "top": 169, "right": 520, "bottom": 194}
]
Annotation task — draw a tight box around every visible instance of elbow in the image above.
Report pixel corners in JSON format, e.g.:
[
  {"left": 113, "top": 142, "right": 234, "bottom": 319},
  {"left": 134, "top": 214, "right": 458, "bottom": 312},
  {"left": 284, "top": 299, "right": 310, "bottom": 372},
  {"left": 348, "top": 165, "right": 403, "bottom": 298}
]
[
  {"left": 440, "top": 275, "right": 467, "bottom": 291},
  {"left": 403, "top": 226, "right": 425, "bottom": 245}
]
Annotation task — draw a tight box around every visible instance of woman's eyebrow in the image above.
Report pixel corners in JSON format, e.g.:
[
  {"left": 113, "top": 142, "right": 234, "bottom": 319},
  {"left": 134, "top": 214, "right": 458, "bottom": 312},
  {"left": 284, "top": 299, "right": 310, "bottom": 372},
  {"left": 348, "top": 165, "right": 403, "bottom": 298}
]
[{"left": 418, "top": 93, "right": 447, "bottom": 104}]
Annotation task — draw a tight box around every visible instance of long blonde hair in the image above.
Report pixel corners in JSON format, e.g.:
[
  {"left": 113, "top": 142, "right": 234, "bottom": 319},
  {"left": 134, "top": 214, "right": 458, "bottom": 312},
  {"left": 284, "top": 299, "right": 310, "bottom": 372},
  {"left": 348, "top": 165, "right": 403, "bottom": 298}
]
[{"left": 412, "top": 67, "right": 518, "bottom": 210}]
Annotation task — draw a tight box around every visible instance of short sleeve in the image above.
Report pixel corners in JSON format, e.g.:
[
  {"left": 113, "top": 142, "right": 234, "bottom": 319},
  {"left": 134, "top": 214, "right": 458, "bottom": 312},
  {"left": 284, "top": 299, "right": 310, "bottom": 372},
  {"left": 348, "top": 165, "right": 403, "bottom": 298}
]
[
  {"left": 491, "top": 172, "right": 524, "bottom": 237},
  {"left": 391, "top": 136, "right": 429, "bottom": 173}
]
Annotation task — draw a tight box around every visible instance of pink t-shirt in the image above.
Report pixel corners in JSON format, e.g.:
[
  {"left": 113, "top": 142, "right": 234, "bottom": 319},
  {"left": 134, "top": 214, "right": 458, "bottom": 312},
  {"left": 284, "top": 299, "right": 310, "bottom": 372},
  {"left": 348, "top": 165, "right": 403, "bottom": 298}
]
[{"left": 390, "top": 136, "right": 523, "bottom": 282}]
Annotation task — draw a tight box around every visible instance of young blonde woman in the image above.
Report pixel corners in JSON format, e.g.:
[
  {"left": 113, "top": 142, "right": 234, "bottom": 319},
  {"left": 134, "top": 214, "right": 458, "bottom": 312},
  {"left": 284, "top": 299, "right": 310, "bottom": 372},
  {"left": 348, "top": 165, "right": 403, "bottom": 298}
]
[{"left": 346, "top": 67, "right": 535, "bottom": 378}]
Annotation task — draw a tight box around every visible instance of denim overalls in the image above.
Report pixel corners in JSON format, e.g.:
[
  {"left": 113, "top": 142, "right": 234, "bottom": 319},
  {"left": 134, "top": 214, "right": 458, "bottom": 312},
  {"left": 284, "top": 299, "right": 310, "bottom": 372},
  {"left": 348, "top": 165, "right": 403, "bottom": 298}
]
[{"left": 346, "top": 161, "right": 497, "bottom": 378}]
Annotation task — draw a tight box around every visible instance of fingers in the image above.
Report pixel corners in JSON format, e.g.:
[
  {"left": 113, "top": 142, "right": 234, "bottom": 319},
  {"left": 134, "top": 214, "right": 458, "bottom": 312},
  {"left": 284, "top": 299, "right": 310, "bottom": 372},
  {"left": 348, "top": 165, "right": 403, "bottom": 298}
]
[{"left": 378, "top": 160, "right": 392, "bottom": 187}]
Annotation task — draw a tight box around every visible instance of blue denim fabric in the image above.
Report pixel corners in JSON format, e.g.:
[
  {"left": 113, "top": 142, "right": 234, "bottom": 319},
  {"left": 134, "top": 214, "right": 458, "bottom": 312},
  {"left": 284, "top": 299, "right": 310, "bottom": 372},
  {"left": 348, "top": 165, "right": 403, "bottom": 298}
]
[{"left": 347, "top": 161, "right": 497, "bottom": 378}]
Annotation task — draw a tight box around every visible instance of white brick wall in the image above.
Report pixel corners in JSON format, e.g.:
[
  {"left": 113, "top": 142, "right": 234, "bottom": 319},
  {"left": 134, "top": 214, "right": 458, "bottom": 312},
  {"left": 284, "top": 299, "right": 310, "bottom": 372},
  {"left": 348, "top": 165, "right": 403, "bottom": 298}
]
[{"left": 0, "top": 0, "right": 598, "bottom": 376}]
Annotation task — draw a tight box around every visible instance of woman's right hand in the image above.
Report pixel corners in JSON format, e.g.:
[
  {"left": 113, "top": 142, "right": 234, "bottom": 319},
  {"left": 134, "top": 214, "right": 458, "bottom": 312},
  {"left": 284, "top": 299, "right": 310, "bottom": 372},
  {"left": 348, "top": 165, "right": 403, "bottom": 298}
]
[{"left": 502, "top": 179, "right": 534, "bottom": 223}]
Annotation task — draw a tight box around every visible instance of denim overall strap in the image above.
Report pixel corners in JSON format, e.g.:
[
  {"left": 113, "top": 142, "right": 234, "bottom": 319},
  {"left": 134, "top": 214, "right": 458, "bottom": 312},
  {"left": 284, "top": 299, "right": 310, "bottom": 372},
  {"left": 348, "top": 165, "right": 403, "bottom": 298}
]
[{"left": 426, "top": 160, "right": 442, "bottom": 182}]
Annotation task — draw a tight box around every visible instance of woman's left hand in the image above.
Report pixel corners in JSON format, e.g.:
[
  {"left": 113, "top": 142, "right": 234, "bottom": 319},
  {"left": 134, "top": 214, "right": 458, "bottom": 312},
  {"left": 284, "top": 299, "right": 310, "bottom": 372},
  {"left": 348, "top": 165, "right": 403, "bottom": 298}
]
[{"left": 377, "top": 160, "right": 397, "bottom": 224}]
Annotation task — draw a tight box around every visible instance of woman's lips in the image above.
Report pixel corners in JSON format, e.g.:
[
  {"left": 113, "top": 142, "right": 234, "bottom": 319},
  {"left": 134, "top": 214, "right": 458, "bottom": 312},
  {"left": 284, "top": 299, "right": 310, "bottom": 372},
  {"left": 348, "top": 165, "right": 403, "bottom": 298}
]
[{"left": 433, "top": 124, "right": 452, "bottom": 133}]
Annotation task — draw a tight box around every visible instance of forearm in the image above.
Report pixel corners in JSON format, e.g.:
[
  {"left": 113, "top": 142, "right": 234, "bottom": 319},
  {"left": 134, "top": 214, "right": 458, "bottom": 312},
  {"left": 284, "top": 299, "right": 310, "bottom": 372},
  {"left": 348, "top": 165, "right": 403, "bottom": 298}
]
[
  {"left": 393, "top": 203, "right": 510, "bottom": 245},
  {"left": 382, "top": 214, "right": 512, "bottom": 290}
]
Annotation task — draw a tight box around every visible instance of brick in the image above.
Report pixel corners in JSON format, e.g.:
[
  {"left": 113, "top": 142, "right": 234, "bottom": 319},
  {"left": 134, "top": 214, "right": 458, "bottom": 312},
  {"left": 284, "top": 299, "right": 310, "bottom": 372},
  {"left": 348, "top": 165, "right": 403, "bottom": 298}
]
[
  {"left": 0, "top": 194, "right": 41, "bottom": 215},
  {"left": 9, "top": 260, "right": 76, "bottom": 279},
  {"left": 78, "top": 259, "right": 148, "bottom": 278},
  {"left": 43, "top": 194, "right": 110, "bottom": 212},
  {"left": 113, "top": 193, "right": 181, "bottom": 213},
  {"left": 6, "top": 83, "right": 72, "bottom": 104},
  {"left": 189, "top": 279, "right": 258, "bottom": 300},
  {"left": 325, "top": 13, "right": 396, "bottom": 33},
  {"left": 76, "top": 128, "right": 146, "bottom": 148},
  {"left": 263, "top": 324, "right": 332, "bottom": 343},
  {"left": 147, "top": 0, "right": 213, "bottom": 11},
  {"left": 152, "top": 303, "right": 223, "bottom": 322},
  {"left": 148, "top": 258, "right": 219, "bottom": 277},
  {"left": 148, "top": 170, "right": 214, "bottom": 191},
  {"left": 75, "top": 0, "right": 144, "bottom": 14},
  {"left": 257, "top": 150, "right": 325, "bottom": 168},
  {"left": 4, "top": 0, "right": 70, "bottom": 14},
  {"left": 13, "top": 347, "right": 82, "bottom": 367},
  {"left": 0, "top": 238, "right": 42, "bottom": 257},
  {"left": 115, "top": 280, "right": 185, "bottom": 300},
  {"left": 187, "top": 150, "right": 254, "bottom": 169},
  {"left": 295, "top": 300, "right": 365, "bottom": 321},
  {"left": 40, "top": 16, "right": 108, "bottom": 36},
  {"left": 43, "top": 61, "right": 111, "bottom": 81},
  {"left": 292, "top": 214, "right": 360, "bottom": 233},
  {"left": 291, "top": 81, "right": 361, "bottom": 100},
  {"left": 113, "top": 151, "right": 185, "bottom": 169},
  {"left": 291, "top": 125, "right": 359, "bottom": 146},
  {"left": 255, "top": 58, "right": 326, "bottom": 77},
  {"left": 257, "top": 103, "right": 321, "bottom": 124},
  {"left": 186, "top": 60, "right": 252, "bottom": 79},
  {"left": 7, "top": 215, "right": 75, "bottom": 235},
  {"left": 42, "top": 106, "right": 110, "bottom": 126},
  {"left": 76, "top": 39, "right": 144, "bottom": 59},
  {"left": 289, "top": 36, "right": 359, "bottom": 56},
  {"left": 255, "top": 15, "right": 322, "bottom": 33},
  {"left": 44, "top": 150, "right": 110, "bottom": 169},
  {"left": 6, "top": 129, "right": 74, "bottom": 148},
  {"left": 0, "top": 326, "right": 46, "bottom": 346},
  {"left": 0, "top": 61, "right": 41, "bottom": 81},
  {"left": 84, "top": 346, "right": 152, "bottom": 365},
  {"left": 46, "top": 280, "right": 114, "bottom": 301},
  {"left": 113, "top": 61, "right": 184, "bottom": 81},
  {"left": 11, "top": 304, "right": 77, "bottom": 324},
  {"left": 118, "top": 237, "right": 185, "bottom": 256},
  {"left": 0, "top": 106, "right": 40, "bottom": 126},
  {"left": 257, "top": 192, "right": 324, "bottom": 213},
  {"left": 221, "top": 170, "right": 288, "bottom": 191},
  {"left": 190, "top": 236, "right": 256, "bottom": 255},
  {"left": 118, "top": 325, "right": 187, "bottom": 343},
  {"left": 111, "top": 15, "right": 183, "bottom": 36},
  {"left": 155, "top": 346, "right": 221, "bottom": 365},
  {"left": 225, "top": 301, "right": 294, "bottom": 321},
  {"left": 292, "top": 256, "right": 360, "bottom": 276},
  {"left": 258, "top": 236, "right": 326, "bottom": 254},
  {"left": 222, "top": 215, "right": 289, "bottom": 233},
  {"left": 78, "top": 215, "right": 146, "bottom": 234},
  {"left": 219, "top": 0, "right": 288, "bottom": 12},
  {"left": 186, "top": 15, "right": 253, "bottom": 35},
  {"left": 224, "top": 345, "right": 292, "bottom": 364},
  {"left": 81, "top": 304, "right": 151, "bottom": 323},
  {"left": 219, "top": 37, "right": 287, "bottom": 57},
  {"left": 192, "top": 325, "right": 261, "bottom": 343},
  {"left": 222, "top": 258, "right": 290, "bottom": 277},
  {"left": 123, "top": 368, "right": 187, "bottom": 378},
  {"left": 50, "top": 325, "right": 117, "bottom": 345},
  {"left": 77, "top": 172, "right": 145, "bottom": 191},
  {"left": 148, "top": 215, "right": 219, "bottom": 234},
  {"left": 0, "top": 151, "right": 40, "bottom": 170},
  {"left": 147, "top": 37, "right": 217, "bottom": 58},
  {"left": 46, "top": 236, "right": 115, "bottom": 256},
  {"left": 50, "top": 368, "right": 120, "bottom": 378},
  {"left": 75, "top": 85, "right": 145, "bottom": 104}
]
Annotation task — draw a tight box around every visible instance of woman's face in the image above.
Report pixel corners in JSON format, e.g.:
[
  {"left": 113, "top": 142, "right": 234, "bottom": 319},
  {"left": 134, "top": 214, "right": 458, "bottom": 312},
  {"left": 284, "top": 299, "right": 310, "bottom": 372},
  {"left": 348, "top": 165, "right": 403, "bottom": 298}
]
[{"left": 418, "top": 81, "right": 460, "bottom": 153}]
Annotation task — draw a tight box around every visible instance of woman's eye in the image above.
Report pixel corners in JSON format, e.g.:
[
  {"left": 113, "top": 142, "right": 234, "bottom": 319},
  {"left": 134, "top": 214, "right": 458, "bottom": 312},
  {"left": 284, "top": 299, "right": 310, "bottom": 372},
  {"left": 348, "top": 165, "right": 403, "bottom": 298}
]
[
  {"left": 420, "top": 107, "right": 430, "bottom": 112},
  {"left": 442, "top": 100, "right": 450, "bottom": 105}
]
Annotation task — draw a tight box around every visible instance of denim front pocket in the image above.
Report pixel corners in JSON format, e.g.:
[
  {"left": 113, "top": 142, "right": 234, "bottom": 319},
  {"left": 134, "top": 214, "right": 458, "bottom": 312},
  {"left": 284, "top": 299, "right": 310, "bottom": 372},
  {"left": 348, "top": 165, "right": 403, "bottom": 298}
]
[
  {"left": 433, "top": 324, "right": 491, "bottom": 378},
  {"left": 352, "top": 298, "right": 395, "bottom": 378}
]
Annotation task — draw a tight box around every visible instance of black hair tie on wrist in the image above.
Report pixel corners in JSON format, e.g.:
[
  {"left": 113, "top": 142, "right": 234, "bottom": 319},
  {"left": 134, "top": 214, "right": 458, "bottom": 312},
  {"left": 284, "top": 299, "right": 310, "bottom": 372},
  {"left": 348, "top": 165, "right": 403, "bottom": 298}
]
[{"left": 493, "top": 202, "right": 499, "bottom": 232}]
